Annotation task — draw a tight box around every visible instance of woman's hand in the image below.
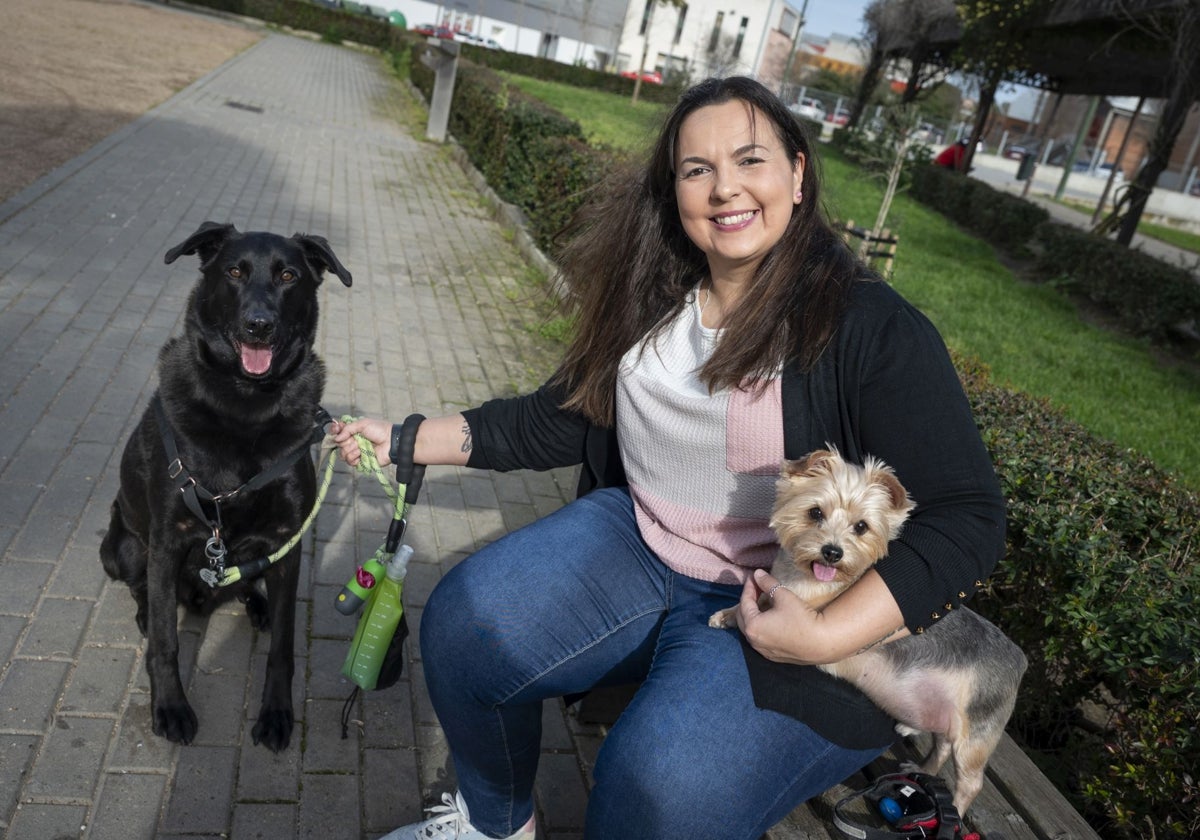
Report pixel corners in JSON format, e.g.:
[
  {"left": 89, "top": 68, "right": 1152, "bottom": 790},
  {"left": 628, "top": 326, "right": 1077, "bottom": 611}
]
[
  {"left": 330, "top": 417, "right": 393, "bottom": 468},
  {"left": 736, "top": 569, "right": 831, "bottom": 665},
  {"left": 735, "top": 568, "right": 908, "bottom": 666}
]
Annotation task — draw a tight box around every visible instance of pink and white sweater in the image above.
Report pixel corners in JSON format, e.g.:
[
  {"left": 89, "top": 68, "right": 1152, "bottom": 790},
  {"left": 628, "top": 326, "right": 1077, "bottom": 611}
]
[{"left": 615, "top": 287, "right": 783, "bottom": 586}]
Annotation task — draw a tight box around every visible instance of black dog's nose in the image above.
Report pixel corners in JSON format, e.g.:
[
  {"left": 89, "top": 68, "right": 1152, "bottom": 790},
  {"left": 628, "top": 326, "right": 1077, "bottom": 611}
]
[
  {"left": 244, "top": 316, "right": 275, "bottom": 339},
  {"left": 821, "top": 545, "right": 843, "bottom": 564}
]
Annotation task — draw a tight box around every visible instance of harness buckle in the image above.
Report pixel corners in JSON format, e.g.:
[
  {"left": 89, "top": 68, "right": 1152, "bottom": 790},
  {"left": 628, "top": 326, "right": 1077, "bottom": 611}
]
[{"left": 168, "top": 458, "right": 185, "bottom": 479}]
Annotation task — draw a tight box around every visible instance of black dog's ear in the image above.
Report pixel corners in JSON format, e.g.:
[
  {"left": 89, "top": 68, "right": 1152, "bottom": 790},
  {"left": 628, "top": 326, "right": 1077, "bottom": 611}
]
[
  {"left": 293, "top": 233, "right": 352, "bottom": 287},
  {"left": 164, "top": 222, "right": 237, "bottom": 266}
]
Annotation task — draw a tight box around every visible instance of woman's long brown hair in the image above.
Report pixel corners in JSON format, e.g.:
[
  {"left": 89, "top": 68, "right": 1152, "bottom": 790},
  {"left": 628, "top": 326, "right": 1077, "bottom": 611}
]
[{"left": 550, "top": 76, "right": 867, "bottom": 427}]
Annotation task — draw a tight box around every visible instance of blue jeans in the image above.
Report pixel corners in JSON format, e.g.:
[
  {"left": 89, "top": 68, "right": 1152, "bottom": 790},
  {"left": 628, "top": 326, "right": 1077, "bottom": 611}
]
[{"left": 420, "top": 487, "right": 884, "bottom": 840}]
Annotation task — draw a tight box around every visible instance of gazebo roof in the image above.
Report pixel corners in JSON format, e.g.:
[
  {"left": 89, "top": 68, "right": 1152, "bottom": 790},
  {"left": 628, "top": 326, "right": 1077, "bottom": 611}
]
[{"left": 922, "top": 0, "right": 1197, "bottom": 99}]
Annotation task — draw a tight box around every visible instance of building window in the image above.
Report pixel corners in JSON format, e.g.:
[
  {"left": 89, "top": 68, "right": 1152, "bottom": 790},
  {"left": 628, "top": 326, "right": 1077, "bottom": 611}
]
[
  {"left": 674, "top": 4, "right": 688, "bottom": 45},
  {"left": 733, "top": 16, "right": 748, "bottom": 58},
  {"left": 639, "top": 0, "right": 653, "bottom": 35},
  {"left": 708, "top": 11, "right": 724, "bottom": 52},
  {"left": 780, "top": 8, "right": 798, "bottom": 36}
]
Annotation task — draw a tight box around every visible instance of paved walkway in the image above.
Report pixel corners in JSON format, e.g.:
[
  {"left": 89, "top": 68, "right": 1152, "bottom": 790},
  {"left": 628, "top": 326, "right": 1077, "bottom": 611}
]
[{"left": 0, "top": 26, "right": 595, "bottom": 840}]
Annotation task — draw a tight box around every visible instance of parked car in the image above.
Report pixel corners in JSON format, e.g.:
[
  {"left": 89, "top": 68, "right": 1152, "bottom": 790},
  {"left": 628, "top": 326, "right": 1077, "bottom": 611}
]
[
  {"left": 826, "top": 108, "right": 851, "bottom": 126},
  {"left": 413, "top": 23, "right": 455, "bottom": 40},
  {"left": 790, "top": 97, "right": 826, "bottom": 122},
  {"left": 620, "top": 70, "right": 662, "bottom": 84},
  {"left": 1003, "top": 142, "right": 1038, "bottom": 160}
]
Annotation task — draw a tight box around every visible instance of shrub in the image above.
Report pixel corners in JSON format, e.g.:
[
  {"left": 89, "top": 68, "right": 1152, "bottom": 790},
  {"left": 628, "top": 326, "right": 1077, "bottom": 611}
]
[
  {"left": 957, "top": 352, "right": 1200, "bottom": 838},
  {"left": 1034, "top": 222, "right": 1200, "bottom": 347},
  {"left": 409, "top": 51, "right": 620, "bottom": 256},
  {"left": 909, "top": 164, "right": 1049, "bottom": 254},
  {"left": 184, "top": 0, "right": 398, "bottom": 50}
]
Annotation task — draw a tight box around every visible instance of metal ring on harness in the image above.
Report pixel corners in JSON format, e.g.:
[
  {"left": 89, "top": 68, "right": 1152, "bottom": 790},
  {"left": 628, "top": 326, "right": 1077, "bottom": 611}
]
[{"left": 831, "top": 771, "right": 961, "bottom": 840}]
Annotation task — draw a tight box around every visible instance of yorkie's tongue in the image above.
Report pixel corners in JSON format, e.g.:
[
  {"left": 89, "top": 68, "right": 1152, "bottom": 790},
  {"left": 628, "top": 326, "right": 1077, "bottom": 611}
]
[
  {"left": 813, "top": 562, "right": 838, "bottom": 582},
  {"left": 240, "top": 342, "right": 273, "bottom": 375}
]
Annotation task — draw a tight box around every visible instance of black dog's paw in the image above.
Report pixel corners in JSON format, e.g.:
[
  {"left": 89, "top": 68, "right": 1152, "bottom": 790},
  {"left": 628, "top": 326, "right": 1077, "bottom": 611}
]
[
  {"left": 153, "top": 697, "right": 199, "bottom": 745},
  {"left": 251, "top": 706, "right": 294, "bottom": 752}
]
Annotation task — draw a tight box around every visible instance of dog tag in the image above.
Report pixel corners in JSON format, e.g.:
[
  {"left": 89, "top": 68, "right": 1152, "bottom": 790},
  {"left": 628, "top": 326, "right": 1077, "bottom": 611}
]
[{"left": 199, "top": 567, "right": 221, "bottom": 588}]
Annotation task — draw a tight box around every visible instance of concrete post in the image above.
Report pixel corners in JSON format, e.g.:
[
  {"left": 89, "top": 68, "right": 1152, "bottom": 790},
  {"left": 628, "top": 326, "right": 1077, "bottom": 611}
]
[{"left": 420, "top": 37, "right": 460, "bottom": 143}]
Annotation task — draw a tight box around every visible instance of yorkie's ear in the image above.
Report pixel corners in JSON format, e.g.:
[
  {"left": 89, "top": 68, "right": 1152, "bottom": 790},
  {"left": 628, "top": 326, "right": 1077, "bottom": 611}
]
[
  {"left": 782, "top": 447, "right": 838, "bottom": 478},
  {"left": 876, "top": 467, "right": 915, "bottom": 515}
]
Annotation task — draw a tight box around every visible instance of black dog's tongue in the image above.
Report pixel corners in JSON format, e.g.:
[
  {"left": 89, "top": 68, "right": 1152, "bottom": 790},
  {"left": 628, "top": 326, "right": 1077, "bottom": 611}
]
[{"left": 240, "top": 342, "right": 273, "bottom": 375}]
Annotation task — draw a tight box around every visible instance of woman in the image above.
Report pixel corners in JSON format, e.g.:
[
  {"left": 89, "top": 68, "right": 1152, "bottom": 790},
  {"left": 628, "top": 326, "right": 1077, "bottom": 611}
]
[{"left": 333, "top": 76, "right": 1005, "bottom": 840}]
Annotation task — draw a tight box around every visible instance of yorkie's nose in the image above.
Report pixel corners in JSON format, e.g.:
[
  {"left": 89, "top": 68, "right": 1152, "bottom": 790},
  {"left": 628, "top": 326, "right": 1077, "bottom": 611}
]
[{"left": 821, "top": 545, "right": 843, "bottom": 565}]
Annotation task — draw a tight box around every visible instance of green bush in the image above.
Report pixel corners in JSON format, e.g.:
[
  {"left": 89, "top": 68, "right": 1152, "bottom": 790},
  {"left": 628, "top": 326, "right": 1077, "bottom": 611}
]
[
  {"left": 184, "top": 0, "right": 398, "bottom": 49},
  {"left": 958, "top": 352, "right": 1200, "bottom": 838},
  {"left": 409, "top": 51, "right": 620, "bottom": 255},
  {"left": 1034, "top": 222, "right": 1200, "bottom": 346},
  {"left": 909, "top": 164, "right": 1049, "bottom": 254}
]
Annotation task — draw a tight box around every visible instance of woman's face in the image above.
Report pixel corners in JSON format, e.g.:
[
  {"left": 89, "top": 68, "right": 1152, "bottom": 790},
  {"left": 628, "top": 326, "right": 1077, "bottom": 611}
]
[{"left": 674, "top": 100, "right": 805, "bottom": 282}]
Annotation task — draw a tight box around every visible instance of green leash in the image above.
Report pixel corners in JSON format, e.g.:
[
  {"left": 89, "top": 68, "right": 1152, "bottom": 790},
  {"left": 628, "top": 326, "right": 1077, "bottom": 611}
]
[{"left": 212, "top": 416, "right": 406, "bottom": 587}]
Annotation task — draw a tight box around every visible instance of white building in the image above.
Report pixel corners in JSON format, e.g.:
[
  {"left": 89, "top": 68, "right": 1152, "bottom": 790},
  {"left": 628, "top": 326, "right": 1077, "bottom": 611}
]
[
  {"left": 381, "top": 0, "right": 806, "bottom": 85},
  {"left": 614, "top": 0, "right": 806, "bottom": 86}
]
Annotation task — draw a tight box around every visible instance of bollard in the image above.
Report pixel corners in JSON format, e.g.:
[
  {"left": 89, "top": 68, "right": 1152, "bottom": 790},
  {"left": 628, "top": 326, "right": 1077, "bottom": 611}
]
[{"left": 420, "top": 37, "right": 460, "bottom": 143}]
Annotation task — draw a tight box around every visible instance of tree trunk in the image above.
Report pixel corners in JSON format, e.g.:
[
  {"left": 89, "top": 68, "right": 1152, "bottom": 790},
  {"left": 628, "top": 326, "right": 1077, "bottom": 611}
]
[
  {"left": 848, "top": 46, "right": 886, "bottom": 130},
  {"left": 1115, "top": 9, "right": 1200, "bottom": 245},
  {"left": 964, "top": 73, "right": 999, "bottom": 173}
]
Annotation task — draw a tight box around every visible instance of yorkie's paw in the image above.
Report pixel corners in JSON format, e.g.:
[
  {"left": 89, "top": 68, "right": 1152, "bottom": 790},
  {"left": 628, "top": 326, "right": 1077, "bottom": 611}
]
[{"left": 708, "top": 608, "right": 737, "bottom": 629}]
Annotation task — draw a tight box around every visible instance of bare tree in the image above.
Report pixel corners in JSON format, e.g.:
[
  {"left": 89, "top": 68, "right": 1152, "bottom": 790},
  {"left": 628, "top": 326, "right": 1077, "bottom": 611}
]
[
  {"left": 847, "top": 0, "right": 958, "bottom": 129},
  {"left": 894, "top": 0, "right": 957, "bottom": 105}
]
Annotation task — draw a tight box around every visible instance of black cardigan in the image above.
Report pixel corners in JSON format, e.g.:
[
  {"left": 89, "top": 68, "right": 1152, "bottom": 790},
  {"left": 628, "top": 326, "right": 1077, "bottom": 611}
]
[{"left": 461, "top": 279, "right": 1006, "bottom": 748}]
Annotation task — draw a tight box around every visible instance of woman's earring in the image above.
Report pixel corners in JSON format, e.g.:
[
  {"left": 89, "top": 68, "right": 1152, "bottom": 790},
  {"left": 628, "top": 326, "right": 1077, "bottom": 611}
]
[{"left": 794, "top": 189, "right": 804, "bottom": 204}]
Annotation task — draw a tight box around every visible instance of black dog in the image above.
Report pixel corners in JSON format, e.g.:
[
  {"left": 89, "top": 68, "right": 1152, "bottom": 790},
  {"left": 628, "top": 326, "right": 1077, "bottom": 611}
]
[{"left": 100, "top": 222, "right": 351, "bottom": 751}]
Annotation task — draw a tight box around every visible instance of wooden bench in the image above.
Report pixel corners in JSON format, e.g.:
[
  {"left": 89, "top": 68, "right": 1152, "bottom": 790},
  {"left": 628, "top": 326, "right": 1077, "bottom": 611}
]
[
  {"left": 841, "top": 219, "right": 899, "bottom": 277},
  {"left": 570, "top": 685, "right": 1100, "bottom": 840}
]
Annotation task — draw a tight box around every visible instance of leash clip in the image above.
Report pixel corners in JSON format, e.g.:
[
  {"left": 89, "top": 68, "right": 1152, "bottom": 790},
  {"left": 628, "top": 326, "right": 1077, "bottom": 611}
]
[{"left": 202, "top": 530, "right": 228, "bottom": 588}]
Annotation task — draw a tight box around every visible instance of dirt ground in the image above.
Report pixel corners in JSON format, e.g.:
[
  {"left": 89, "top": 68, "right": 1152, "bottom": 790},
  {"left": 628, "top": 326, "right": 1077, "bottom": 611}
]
[{"left": 0, "top": 0, "right": 262, "bottom": 203}]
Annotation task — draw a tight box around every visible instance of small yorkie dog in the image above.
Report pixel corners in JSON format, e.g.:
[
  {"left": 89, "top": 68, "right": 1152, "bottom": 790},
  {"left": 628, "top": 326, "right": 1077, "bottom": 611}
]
[{"left": 709, "top": 448, "right": 1026, "bottom": 815}]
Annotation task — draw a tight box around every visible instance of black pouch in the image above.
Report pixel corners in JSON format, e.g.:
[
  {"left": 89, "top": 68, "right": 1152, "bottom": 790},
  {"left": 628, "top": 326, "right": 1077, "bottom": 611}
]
[{"left": 374, "top": 612, "right": 410, "bottom": 689}]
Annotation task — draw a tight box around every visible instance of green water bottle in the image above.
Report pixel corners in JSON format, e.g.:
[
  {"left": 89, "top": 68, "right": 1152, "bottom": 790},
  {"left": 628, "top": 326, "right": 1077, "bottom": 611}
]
[{"left": 341, "top": 543, "right": 412, "bottom": 690}]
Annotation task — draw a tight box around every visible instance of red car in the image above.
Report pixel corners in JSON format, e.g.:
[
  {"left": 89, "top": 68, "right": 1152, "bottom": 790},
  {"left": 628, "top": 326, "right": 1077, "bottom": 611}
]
[
  {"left": 413, "top": 23, "right": 455, "bottom": 40},
  {"left": 620, "top": 70, "right": 662, "bottom": 85}
]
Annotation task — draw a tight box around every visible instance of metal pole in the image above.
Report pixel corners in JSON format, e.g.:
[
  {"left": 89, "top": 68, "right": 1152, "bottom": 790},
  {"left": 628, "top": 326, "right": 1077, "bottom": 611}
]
[
  {"left": 1055, "top": 95, "right": 1100, "bottom": 201},
  {"left": 1092, "top": 96, "right": 1144, "bottom": 225}
]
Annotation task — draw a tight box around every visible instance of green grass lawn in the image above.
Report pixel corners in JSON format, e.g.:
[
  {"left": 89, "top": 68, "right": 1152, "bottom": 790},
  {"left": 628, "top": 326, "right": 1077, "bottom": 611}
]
[
  {"left": 503, "top": 74, "right": 1200, "bottom": 488},
  {"left": 501, "top": 72, "right": 665, "bottom": 152}
]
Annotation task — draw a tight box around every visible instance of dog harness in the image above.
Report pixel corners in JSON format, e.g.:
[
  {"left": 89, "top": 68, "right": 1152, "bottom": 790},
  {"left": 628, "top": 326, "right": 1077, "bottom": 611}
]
[{"left": 154, "top": 395, "right": 331, "bottom": 587}]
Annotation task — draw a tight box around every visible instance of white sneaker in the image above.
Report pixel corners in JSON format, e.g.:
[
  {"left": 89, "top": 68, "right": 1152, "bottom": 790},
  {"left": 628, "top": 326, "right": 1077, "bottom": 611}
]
[{"left": 377, "top": 791, "right": 536, "bottom": 840}]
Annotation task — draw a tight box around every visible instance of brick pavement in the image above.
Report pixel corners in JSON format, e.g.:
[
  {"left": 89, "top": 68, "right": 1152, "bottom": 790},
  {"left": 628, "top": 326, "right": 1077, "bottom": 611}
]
[{"left": 0, "top": 28, "right": 599, "bottom": 840}]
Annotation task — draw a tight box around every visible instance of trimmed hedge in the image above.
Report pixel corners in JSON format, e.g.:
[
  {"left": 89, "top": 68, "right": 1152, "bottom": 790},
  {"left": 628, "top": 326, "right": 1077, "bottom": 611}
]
[
  {"left": 909, "top": 163, "right": 1050, "bottom": 255},
  {"left": 907, "top": 164, "right": 1199, "bottom": 355},
  {"left": 409, "top": 51, "right": 620, "bottom": 257},
  {"left": 182, "top": 0, "right": 399, "bottom": 49},
  {"left": 959, "top": 352, "right": 1200, "bottom": 838},
  {"left": 439, "top": 41, "right": 685, "bottom": 106},
  {"left": 1035, "top": 222, "right": 1200, "bottom": 344}
]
